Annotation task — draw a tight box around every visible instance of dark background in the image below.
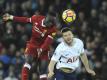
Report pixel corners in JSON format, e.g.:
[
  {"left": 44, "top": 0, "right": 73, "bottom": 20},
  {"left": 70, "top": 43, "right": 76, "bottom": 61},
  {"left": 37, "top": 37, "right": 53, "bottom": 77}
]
[{"left": 0, "top": 0, "right": 107, "bottom": 80}]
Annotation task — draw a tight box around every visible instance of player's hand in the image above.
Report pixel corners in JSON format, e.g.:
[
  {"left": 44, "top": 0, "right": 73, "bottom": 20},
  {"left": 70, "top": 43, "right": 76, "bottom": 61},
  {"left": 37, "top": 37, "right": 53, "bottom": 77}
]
[
  {"left": 3, "top": 13, "right": 13, "bottom": 21},
  {"left": 86, "top": 69, "right": 96, "bottom": 76},
  {"left": 48, "top": 71, "right": 54, "bottom": 79}
]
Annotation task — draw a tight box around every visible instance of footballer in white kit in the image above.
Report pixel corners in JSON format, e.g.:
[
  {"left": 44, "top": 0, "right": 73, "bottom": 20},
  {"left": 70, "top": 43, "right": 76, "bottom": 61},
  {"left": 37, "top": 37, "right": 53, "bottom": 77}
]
[{"left": 48, "top": 28, "right": 96, "bottom": 80}]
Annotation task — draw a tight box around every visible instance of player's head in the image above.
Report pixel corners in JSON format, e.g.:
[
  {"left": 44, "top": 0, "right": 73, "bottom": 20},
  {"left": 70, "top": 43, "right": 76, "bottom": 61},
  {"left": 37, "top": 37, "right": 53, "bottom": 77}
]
[
  {"left": 44, "top": 11, "right": 56, "bottom": 27},
  {"left": 61, "top": 27, "right": 74, "bottom": 45}
]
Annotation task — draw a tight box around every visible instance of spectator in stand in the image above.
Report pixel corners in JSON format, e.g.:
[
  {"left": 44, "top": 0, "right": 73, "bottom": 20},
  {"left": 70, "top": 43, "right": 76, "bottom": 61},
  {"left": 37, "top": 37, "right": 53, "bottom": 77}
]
[{"left": 4, "top": 71, "right": 18, "bottom": 80}]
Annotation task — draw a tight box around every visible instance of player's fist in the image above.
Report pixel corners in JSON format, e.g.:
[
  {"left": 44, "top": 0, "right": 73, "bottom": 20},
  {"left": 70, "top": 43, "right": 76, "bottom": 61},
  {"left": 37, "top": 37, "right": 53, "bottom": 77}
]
[
  {"left": 86, "top": 69, "right": 96, "bottom": 76},
  {"left": 3, "top": 13, "right": 13, "bottom": 21},
  {"left": 48, "top": 71, "right": 54, "bottom": 79}
]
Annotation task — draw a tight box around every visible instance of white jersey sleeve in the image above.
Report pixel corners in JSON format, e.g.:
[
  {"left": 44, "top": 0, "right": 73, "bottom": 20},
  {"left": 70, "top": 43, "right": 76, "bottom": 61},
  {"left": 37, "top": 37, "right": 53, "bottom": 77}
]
[
  {"left": 78, "top": 39, "right": 85, "bottom": 55},
  {"left": 51, "top": 44, "right": 62, "bottom": 62}
]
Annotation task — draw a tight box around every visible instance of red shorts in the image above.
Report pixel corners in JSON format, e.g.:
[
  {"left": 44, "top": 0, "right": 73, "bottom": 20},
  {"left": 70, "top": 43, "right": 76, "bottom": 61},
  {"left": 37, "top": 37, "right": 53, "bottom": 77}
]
[{"left": 24, "top": 42, "right": 49, "bottom": 60}]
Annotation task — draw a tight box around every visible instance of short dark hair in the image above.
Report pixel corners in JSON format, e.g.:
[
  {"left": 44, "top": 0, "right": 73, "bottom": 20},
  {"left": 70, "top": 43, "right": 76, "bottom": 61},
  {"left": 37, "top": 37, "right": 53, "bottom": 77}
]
[
  {"left": 48, "top": 11, "right": 56, "bottom": 17},
  {"left": 61, "top": 27, "right": 72, "bottom": 33}
]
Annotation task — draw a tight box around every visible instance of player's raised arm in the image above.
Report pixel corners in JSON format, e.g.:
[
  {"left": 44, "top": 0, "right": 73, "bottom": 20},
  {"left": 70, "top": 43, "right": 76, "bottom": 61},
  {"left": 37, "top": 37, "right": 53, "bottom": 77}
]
[{"left": 3, "top": 13, "right": 32, "bottom": 23}]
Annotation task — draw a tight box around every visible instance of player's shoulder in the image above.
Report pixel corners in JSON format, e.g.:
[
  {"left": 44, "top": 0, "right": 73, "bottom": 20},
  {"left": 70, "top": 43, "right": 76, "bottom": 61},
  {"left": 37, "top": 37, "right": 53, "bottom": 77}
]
[
  {"left": 55, "top": 42, "right": 64, "bottom": 50},
  {"left": 74, "top": 37, "right": 84, "bottom": 45},
  {"left": 31, "top": 15, "right": 45, "bottom": 22},
  {"left": 32, "top": 15, "right": 45, "bottom": 19}
]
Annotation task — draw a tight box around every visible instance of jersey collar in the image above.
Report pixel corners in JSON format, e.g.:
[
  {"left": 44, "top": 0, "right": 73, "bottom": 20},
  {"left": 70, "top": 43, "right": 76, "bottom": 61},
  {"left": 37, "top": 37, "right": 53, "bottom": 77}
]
[
  {"left": 41, "top": 18, "right": 46, "bottom": 27},
  {"left": 64, "top": 38, "right": 75, "bottom": 47}
]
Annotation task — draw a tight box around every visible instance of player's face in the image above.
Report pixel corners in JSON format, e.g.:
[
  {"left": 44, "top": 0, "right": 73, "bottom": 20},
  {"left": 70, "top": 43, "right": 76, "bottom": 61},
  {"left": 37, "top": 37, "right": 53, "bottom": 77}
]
[
  {"left": 44, "top": 15, "right": 54, "bottom": 27},
  {"left": 62, "top": 31, "right": 74, "bottom": 45}
]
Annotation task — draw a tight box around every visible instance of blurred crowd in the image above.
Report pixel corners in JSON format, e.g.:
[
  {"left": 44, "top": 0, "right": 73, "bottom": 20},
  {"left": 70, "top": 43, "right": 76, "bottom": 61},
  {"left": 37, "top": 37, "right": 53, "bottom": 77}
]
[{"left": 0, "top": 0, "right": 107, "bottom": 80}]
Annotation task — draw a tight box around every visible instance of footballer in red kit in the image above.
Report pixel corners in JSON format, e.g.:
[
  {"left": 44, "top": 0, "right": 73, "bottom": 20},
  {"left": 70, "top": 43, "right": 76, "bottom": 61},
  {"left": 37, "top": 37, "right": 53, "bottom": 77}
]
[{"left": 3, "top": 12, "right": 57, "bottom": 80}]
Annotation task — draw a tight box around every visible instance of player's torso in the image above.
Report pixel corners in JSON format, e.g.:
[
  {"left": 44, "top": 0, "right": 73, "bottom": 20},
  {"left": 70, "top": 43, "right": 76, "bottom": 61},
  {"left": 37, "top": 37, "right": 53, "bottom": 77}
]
[
  {"left": 30, "top": 15, "right": 55, "bottom": 46},
  {"left": 59, "top": 38, "right": 81, "bottom": 63}
]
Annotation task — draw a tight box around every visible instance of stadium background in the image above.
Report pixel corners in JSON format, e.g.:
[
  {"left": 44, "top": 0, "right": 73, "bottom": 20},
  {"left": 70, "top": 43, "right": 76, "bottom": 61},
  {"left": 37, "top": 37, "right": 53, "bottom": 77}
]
[{"left": 0, "top": 0, "right": 107, "bottom": 80}]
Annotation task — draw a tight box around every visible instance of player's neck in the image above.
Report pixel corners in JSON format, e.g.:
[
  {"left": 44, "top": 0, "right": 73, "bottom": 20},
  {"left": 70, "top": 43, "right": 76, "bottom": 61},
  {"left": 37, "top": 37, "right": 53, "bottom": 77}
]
[
  {"left": 67, "top": 42, "right": 73, "bottom": 46},
  {"left": 42, "top": 19, "right": 46, "bottom": 27}
]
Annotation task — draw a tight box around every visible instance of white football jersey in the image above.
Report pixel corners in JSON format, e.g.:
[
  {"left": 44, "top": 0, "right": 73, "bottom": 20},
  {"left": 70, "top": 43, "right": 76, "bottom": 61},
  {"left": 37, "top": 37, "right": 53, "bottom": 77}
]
[{"left": 51, "top": 38, "right": 84, "bottom": 70}]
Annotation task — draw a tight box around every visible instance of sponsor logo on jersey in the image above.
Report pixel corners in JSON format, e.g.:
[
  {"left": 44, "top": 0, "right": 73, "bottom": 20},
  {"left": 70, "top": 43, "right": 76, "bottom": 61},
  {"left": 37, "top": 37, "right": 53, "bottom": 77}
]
[
  {"left": 59, "top": 55, "right": 79, "bottom": 63},
  {"left": 67, "top": 56, "right": 79, "bottom": 63}
]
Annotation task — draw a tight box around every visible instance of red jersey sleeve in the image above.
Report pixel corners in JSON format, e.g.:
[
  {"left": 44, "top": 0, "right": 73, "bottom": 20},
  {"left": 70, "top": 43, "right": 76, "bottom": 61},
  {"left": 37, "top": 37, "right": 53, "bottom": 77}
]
[
  {"left": 40, "top": 26, "right": 57, "bottom": 51},
  {"left": 13, "top": 16, "right": 31, "bottom": 23},
  {"left": 13, "top": 15, "right": 38, "bottom": 23},
  {"left": 30, "top": 15, "right": 38, "bottom": 23}
]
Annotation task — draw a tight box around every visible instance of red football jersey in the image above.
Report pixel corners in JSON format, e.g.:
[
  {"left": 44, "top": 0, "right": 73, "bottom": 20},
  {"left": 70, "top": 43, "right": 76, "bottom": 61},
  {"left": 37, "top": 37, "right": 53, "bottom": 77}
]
[
  {"left": 13, "top": 15, "right": 57, "bottom": 50},
  {"left": 29, "top": 15, "right": 56, "bottom": 46}
]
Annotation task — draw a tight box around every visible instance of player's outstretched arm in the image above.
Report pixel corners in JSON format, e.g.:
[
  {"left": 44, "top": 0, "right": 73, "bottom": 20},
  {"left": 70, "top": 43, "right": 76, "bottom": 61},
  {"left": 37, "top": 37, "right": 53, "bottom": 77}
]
[
  {"left": 3, "top": 13, "right": 31, "bottom": 23},
  {"left": 80, "top": 53, "right": 96, "bottom": 76}
]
